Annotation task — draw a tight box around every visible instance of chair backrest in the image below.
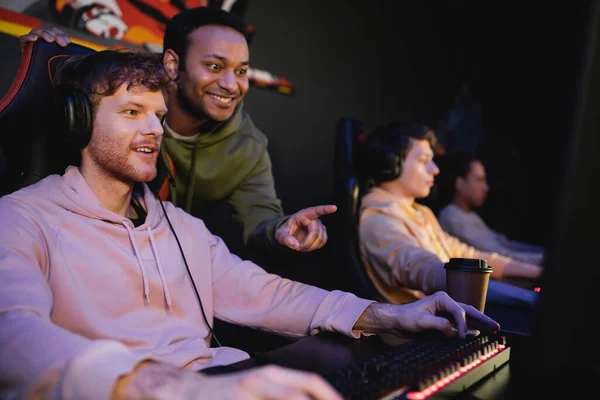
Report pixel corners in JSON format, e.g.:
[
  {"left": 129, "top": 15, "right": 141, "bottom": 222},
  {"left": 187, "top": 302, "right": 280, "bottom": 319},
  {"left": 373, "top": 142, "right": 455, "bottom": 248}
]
[
  {"left": 0, "top": 40, "right": 95, "bottom": 196},
  {"left": 331, "top": 117, "right": 385, "bottom": 302}
]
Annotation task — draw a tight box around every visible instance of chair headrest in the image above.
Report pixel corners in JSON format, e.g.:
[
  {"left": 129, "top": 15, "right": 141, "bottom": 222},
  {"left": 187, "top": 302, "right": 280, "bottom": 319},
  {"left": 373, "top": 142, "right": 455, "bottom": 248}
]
[
  {"left": 333, "top": 117, "right": 373, "bottom": 221},
  {"left": 0, "top": 40, "right": 95, "bottom": 120},
  {"left": 334, "top": 117, "right": 367, "bottom": 170},
  {"left": 0, "top": 40, "right": 95, "bottom": 195},
  {"left": 335, "top": 117, "right": 371, "bottom": 185}
]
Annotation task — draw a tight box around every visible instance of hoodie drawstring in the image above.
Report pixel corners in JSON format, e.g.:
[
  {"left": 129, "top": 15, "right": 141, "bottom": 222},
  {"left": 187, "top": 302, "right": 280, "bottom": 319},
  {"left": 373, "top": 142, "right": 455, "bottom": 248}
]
[
  {"left": 123, "top": 222, "right": 150, "bottom": 303},
  {"left": 147, "top": 226, "right": 173, "bottom": 312},
  {"left": 123, "top": 222, "right": 174, "bottom": 313}
]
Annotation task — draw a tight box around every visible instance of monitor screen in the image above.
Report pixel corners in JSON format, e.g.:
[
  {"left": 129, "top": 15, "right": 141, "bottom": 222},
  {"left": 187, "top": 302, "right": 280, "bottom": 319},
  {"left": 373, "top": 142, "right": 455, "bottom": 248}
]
[{"left": 508, "top": 2, "right": 600, "bottom": 395}]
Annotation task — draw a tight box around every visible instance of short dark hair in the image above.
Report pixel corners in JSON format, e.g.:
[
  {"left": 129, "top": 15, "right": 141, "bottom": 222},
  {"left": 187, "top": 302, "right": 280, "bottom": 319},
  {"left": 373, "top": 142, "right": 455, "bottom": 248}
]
[
  {"left": 445, "top": 151, "right": 479, "bottom": 181},
  {"left": 163, "top": 6, "right": 249, "bottom": 67},
  {"left": 437, "top": 150, "right": 480, "bottom": 203},
  {"left": 385, "top": 121, "right": 437, "bottom": 149},
  {"left": 54, "top": 49, "right": 173, "bottom": 109}
]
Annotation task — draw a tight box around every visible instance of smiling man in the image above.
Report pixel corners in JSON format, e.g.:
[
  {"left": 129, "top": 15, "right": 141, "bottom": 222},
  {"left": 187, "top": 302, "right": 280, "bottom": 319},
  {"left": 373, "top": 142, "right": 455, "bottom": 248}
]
[
  {"left": 158, "top": 7, "right": 336, "bottom": 255},
  {"left": 161, "top": 7, "right": 337, "bottom": 255}
]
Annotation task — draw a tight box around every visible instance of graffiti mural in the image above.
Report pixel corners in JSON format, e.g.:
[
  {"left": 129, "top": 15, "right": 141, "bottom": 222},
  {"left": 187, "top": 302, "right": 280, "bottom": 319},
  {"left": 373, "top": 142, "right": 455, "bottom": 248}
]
[{"left": 0, "top": 0, "right": 293, "bottom": 95}]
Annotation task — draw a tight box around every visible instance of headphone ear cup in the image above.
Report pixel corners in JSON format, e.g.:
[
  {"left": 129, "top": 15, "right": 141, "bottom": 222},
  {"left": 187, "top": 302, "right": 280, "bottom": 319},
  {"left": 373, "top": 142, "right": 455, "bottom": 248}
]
[
  {"left": 394, "top": 152, "right": 403, "bottom": 179},
  {"left": 365, "top": 127, "right": 408, "bottom": 183},
  {"left": 380, "top": 151, "right": 402, "bottom": 181},
  {"left": 63, "top": 89, "right": 93, "bottom": 149}
]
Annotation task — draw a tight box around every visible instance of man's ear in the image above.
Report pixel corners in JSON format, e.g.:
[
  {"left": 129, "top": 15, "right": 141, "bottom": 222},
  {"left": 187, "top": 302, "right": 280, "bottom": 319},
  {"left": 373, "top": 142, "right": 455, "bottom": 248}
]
[{"left": 163, "top": 49, "right": 180, "bottom": 81}]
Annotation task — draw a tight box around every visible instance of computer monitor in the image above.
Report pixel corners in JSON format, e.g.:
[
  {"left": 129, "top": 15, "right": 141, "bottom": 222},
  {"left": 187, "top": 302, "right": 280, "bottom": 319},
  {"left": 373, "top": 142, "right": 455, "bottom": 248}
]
[{"left": 506, "top": 2, "right": 600, "bottom": 396}]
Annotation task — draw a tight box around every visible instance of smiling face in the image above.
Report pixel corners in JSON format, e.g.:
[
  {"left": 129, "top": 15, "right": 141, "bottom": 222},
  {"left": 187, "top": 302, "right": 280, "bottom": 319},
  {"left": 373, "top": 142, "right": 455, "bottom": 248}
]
[
  {"left": 82, "top": 84, "right": 168, "bottom": 185},
  {"left": 167, "top": 24, "right": 250, "bottom": 122},
  {"left": 395, "top": 138, "right": 440, "bottom": 200}
]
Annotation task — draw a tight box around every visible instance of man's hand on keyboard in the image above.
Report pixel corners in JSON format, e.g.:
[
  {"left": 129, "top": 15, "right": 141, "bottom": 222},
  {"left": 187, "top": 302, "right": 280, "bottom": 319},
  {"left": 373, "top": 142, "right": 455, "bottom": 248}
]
[{"left": 353, "top": 291, "right": 501, "bottom": 339}]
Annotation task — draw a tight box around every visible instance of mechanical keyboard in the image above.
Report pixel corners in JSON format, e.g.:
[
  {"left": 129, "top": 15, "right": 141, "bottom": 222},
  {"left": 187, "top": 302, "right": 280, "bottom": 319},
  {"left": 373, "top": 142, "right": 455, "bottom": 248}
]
[{"left": 323, "top": 333, "right": 510, "bottom": 400}]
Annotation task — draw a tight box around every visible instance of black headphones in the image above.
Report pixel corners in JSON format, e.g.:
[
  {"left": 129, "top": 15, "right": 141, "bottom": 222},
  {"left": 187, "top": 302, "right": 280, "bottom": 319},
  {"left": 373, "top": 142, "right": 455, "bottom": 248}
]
[
  {"left": 53, "top": 51, "right": 109, "bottom": 149},
  {"left": 364, "top": 124, "right": 410, "bottom": 183},
  {"left": 61, "top": 88, "right": 93, "bottom": 148}
]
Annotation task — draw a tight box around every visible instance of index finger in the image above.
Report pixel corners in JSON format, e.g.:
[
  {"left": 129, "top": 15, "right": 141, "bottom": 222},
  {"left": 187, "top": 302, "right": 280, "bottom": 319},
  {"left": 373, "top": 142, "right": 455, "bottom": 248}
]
[
  {"left": 294, "top": 205, "right": 337, "bottom": 221},
  {"left": 18, "top": 34, "right": 39, "bottom": 45},
  {"left": 434, "top": 292, "right": 468, "bottom": 338}
]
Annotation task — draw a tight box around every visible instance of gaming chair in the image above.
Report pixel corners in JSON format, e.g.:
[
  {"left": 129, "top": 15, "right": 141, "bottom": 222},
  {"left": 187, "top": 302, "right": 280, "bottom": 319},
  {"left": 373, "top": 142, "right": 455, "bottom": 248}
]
[
  {"left": 0, "top": 40, "right": 94, "bottom": 196},
  {"left": 330, "top": 117, "right": 385, "bottom": 302}
]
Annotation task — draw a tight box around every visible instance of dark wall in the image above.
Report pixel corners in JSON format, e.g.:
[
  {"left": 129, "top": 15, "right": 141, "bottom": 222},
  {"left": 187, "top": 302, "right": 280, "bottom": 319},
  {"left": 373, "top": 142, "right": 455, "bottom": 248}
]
[{"left": 242, "top": 0, "right": 388, "bottom": 213}]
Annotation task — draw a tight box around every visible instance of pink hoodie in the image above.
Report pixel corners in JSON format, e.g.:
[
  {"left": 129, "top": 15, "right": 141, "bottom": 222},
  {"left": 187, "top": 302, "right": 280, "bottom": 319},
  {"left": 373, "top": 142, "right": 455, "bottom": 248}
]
[{"left": 0, "top": 166, "right": 374, "bottom": 400}]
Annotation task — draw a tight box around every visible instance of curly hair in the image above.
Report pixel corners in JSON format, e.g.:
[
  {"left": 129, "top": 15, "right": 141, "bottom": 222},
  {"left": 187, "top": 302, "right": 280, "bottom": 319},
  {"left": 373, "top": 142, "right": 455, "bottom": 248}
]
[{"left": 54, "top": 49, "right": 174, "bottom": 108}]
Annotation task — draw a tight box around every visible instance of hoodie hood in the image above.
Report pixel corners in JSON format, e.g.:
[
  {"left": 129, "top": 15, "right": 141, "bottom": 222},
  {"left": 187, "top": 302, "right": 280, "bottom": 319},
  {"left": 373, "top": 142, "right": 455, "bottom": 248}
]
[{"left": 38, "top": 166, "right": 173, "bottom": 311}]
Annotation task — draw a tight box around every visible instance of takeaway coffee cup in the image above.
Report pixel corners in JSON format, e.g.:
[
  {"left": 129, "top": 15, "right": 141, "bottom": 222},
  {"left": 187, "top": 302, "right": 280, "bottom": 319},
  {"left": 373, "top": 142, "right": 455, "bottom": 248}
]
[{"left": 444, "top": 258, "right": 492, "bottom": 312}]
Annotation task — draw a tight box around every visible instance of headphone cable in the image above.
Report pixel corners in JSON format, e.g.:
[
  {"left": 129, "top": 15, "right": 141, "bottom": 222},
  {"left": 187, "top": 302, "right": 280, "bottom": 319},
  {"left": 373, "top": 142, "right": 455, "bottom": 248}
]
[{"left": 157, "top": 197, "right": 221, "bottom": 347}]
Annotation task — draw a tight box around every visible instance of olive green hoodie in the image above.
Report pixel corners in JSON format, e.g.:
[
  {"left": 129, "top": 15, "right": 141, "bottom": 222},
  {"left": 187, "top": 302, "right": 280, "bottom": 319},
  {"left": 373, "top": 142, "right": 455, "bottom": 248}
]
[{"left": 154, "top": 103, "right": 288, "bottom": 251}]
